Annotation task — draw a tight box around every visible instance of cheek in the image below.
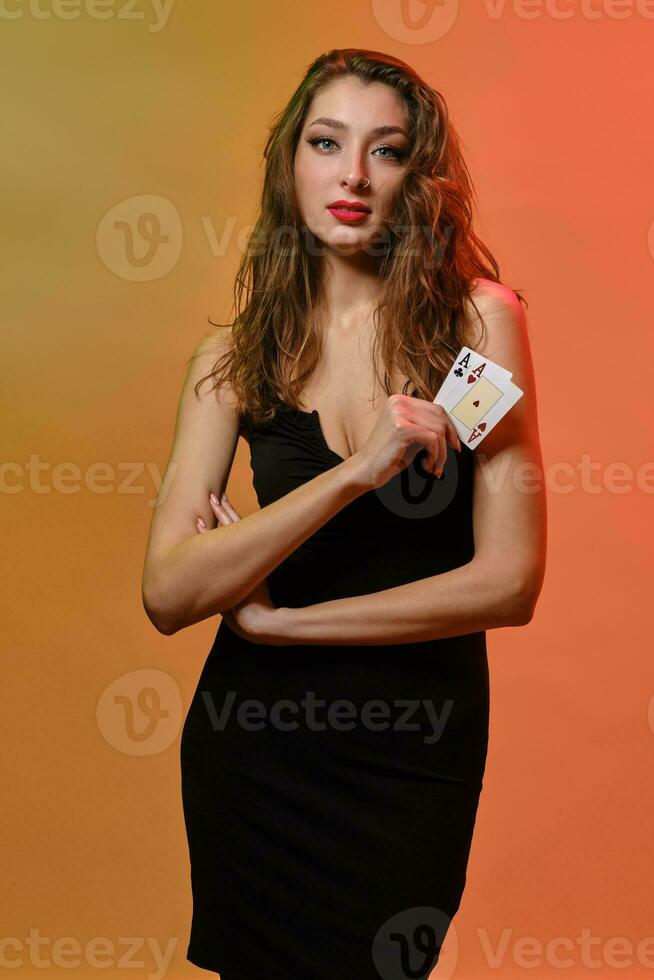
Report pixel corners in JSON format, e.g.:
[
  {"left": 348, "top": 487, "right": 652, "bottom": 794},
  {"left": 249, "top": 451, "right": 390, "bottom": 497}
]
[
  {"left": 294, "top": 157, "right": 314, "bottom": 203},
  {"left": 294, "top": 182, "right": 312, "bottom": 224},
  {"left": 376, "top": 179, "right": 403, "bottom": 219},
  {"left": 295, "top": 164, "right": 329, "bottom": 219}
]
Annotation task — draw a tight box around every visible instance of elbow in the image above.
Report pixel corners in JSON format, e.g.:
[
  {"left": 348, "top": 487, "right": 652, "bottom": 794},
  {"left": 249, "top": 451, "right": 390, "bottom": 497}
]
[
  {"left": 506, "top": 576, "right": 541, "bottom": 627},
  {"left": 142, "top": 577, "right": 182, "bottom": 636},
  {"left": 149, "top": 610, "right": 180, "bottom": 636},
  {"left": 142, "top": 576, "right": 231, "bottom": 636},
  {"left": 510, "top": 597, "right": 535, "bottom": 627}
]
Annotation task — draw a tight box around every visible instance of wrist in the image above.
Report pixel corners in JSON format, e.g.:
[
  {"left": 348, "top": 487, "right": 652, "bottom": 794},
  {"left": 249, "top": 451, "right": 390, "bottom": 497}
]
[{"left": 337, "top": 452, "right": 372, "bottom": 495}]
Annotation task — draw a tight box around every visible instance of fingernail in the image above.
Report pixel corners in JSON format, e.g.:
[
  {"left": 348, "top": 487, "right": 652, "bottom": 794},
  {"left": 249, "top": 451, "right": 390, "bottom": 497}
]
[{"left": 210, "top": 492, "right": 218, "bottom": 503}]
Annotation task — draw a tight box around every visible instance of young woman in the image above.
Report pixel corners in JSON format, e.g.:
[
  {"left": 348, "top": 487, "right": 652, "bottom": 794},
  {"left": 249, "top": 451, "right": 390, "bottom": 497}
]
[{"left": 142, "top": 48, "right": 546, "bottom": 980}]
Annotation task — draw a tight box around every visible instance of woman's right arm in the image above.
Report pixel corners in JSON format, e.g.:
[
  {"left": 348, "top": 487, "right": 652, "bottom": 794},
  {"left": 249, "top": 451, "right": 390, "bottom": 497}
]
[{"left": 141, "top": 329, "right": 369, "bottom": 635}]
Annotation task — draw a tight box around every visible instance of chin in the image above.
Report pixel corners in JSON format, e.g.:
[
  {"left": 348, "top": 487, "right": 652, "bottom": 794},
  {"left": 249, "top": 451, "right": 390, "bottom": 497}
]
[
  {"left": 325, "top": 226, "right": 371, "bottom": 245},
  {"left": 326, "top": 237, "right": 372, "bottom": 257}
]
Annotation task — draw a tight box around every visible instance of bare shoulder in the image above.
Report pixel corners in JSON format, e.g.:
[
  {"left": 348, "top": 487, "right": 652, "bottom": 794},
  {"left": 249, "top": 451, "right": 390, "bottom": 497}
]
[
  {"left": 189, "top": 324, "right": 238, "bottom": 411},
  {"left": 463, "top": 277, "right": 541, "bottom": 449},
  {"left": 464, "top": 277, "right": 525, "bottom": 340},
  {"left": 464, "top": 278, "right": 531, "bottom": 373},
  {"left": 195, "top": 323, "right": 234, "bottom": 354}
]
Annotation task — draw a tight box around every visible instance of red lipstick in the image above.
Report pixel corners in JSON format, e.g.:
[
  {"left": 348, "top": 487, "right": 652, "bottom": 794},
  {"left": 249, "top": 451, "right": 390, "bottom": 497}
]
[{"left": 327, "top": 199, "right": 371, "bottom": 223}]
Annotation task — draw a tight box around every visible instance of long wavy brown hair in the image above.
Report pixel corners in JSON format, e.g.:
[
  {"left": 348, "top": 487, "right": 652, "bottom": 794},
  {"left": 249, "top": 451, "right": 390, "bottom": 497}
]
[{"left": 193, "top": 47, "right": 526, "bottom": 428}]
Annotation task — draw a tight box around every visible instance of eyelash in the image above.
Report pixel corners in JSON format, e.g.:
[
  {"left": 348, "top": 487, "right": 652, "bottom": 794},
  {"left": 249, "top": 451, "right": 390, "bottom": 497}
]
[{"left": 306, "top": 136, "right": 407, "bottom": 161}]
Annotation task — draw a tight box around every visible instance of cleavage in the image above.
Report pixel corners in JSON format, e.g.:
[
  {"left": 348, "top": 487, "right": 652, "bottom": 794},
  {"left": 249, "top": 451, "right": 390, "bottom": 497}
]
[{"left": 305, "top": 400, "right": 371, "bottom": 462}]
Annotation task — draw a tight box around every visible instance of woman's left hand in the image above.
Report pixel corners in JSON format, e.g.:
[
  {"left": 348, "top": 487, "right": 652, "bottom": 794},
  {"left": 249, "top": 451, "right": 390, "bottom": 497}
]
[{"left": 196, "top": 491, "right": 289, "bottom": 645}]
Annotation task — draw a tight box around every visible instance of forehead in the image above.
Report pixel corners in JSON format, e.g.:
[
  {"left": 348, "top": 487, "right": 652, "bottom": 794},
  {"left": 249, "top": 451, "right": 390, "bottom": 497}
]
[{"left": 306, "top": 76, "right": 410, "bottom": 129}]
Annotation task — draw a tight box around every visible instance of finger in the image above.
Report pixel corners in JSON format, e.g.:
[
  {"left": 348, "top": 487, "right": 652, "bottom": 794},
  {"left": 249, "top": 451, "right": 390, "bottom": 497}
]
[
  {"left": 420, "top": 422, "right": 446, "bottom": 477},
  {"left": 209, "top": 493, "right": 232, "bottom": 524},
  {"left": 426, "top": 420, "right": 460, "bottom": 475},
  {"left": 446, "top": 417, "right": 462, "bottom": 453},
  {"left": 408, "top": 402, "right": 461, "bottom": 457},
  {"left": 219, "top": 493, "right": 241, "bottom": 521},
  {"left": 404, "top": 419, "right": 445, "bottom": 477},
  {"left": 196, "top": 517, "right": 207, "bottom": 533},
  {"left": 432, "top": 431, "right": 447, "bottom": 478},
  {"left": 433, "top": 406, "right": 461, "bottom": 452}
]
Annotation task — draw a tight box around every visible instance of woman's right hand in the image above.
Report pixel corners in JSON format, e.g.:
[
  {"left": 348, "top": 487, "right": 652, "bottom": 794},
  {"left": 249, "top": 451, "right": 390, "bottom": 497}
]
[{"left": 351, "top": 393, "right": 462, "bottom": 490}]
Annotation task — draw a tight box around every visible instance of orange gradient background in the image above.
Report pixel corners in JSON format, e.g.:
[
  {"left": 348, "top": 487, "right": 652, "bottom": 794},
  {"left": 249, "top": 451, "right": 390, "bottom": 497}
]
[{"left": 2, "top": 2, "right": 653, "bottom": 979}]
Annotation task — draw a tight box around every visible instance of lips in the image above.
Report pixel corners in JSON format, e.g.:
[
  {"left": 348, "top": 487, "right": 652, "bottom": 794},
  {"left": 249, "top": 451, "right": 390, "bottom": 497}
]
[
  {"left": 326, "top": 200, "right": 371, "bottom": 223},
  {"left": 327, "top": 200, "right": 371, "bottom": 213}
]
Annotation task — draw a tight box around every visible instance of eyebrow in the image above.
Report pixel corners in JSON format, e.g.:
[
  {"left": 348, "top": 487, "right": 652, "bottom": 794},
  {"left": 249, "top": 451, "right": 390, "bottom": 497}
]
[{"left": 307, "top": 116, "right": 410, "bottom": 138}]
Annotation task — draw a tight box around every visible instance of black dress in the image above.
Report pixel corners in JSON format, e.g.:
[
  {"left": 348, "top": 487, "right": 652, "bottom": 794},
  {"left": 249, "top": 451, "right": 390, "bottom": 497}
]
[{"left": 180, "top": 404, "right": 490, "bottom": 980}]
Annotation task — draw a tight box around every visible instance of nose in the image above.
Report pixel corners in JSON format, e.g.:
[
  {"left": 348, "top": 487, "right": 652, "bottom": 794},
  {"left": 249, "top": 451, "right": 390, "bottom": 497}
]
[
  {"left": 340, "top": 148, "right": 371, "bottom": 191},
  {"left": 341, "top": 172, "right": 371, "bottom": 191}
]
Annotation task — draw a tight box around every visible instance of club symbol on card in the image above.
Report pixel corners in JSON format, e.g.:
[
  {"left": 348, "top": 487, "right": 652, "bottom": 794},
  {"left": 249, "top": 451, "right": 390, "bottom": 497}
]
[{"left": 454, "top": 368, "right": 463, "bottom": 378}]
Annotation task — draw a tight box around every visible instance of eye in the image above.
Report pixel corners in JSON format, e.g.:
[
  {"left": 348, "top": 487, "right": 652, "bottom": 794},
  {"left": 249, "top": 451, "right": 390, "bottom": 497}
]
[
  {"left": 307, "top": 136, "right": 338, "bottom": 152},
  {"left": 374, "top": 144, "right": 406, "bottom": 161},
  {"left": 306, "top": 136, "right": 407, "bottom": 161}
]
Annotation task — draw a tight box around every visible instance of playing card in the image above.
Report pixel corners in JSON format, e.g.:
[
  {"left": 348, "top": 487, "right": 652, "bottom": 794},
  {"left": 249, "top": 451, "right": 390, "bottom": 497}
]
[
  {"left": 434, "top": 348, "right": 523, "bottom": 448},
  {"left": 436, "top": 346, "right": 512, "bottom": 402}
]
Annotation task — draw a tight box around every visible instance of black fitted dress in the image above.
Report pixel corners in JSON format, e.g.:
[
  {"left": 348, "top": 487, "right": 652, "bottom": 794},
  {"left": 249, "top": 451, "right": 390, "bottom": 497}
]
[{"left": 180, "top": 404, "right": 490, "bottom": 980}]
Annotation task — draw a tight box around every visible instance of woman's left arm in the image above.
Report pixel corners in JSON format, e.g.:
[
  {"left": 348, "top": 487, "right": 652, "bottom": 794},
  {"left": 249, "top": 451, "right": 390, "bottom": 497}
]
[{"left": 270, "top": 282, "right": 547, "bottom": 646}]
